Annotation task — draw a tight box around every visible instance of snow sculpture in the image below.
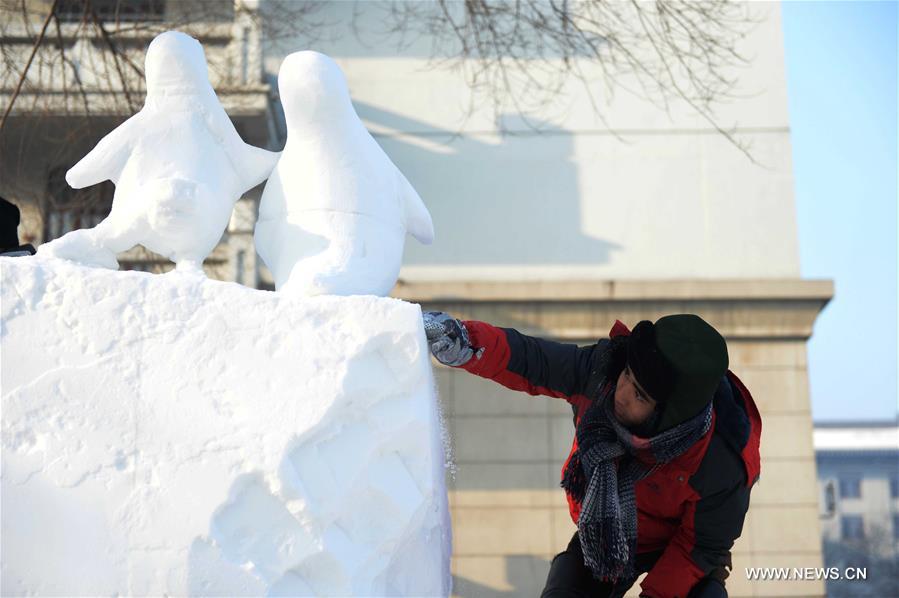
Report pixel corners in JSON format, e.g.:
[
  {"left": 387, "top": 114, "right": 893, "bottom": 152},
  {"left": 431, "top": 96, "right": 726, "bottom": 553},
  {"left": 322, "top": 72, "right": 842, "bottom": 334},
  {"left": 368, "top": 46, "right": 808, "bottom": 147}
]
[
  {"left": 37, "top": 31, "right": 278, "bottom": 272},
  {"left": 1, "top": 257, "right": 452, "bottom": 596},
  {"left": 255, "top": 51, "right": 434, "bottom": 297}
]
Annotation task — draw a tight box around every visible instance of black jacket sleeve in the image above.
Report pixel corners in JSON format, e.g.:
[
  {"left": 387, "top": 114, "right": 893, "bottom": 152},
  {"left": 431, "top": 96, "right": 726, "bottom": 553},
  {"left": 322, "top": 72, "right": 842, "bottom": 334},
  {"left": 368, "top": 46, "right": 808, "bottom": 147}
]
[
  {"left": 460, "top": 320, "right": 606, "bottom": 402},
  {"left": 502, "top": 327, "right": 606, "bottom": 398}
]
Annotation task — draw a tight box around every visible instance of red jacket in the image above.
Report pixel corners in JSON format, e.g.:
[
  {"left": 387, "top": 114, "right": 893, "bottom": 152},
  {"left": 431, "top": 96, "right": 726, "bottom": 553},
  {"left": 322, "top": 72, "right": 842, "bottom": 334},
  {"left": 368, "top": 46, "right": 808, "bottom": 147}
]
[{"left": 459, "top": 320, "right": 762, "bottom": 598}]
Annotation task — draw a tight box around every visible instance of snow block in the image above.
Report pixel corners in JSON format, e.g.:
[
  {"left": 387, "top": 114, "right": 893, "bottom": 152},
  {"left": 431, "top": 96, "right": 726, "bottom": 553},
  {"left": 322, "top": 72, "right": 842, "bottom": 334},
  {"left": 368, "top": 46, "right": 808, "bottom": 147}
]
[{"left": 0, "top": 257, "right": 451, "bottom": 596}]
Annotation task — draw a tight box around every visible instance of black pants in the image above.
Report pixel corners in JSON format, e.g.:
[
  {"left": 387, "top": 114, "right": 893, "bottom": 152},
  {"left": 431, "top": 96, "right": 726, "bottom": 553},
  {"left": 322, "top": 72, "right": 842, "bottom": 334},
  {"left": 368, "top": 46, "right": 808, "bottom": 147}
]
[{"left": 541, "top": 532, "right": 728, "bottom": 598}]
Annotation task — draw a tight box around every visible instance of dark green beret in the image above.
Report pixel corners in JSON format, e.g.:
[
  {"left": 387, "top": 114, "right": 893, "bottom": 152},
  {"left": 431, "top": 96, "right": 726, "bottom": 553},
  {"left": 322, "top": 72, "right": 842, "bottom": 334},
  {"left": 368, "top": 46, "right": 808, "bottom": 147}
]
[{"left": 628, "top": 314, "right": 728, "bottom": 433}]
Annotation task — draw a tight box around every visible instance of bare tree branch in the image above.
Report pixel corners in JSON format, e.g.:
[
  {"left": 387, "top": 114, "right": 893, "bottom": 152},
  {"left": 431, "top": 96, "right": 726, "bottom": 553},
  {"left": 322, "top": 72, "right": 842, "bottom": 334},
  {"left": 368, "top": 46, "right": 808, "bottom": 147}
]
[
  {"left": 0, "top": 0, "right": 58, "bottom": 133},
  {"left": 0, "top": 0, "right": 763, "bottom": 245},
  {"left": 381, "top": 0, "right": 759, "bottom": 158}
]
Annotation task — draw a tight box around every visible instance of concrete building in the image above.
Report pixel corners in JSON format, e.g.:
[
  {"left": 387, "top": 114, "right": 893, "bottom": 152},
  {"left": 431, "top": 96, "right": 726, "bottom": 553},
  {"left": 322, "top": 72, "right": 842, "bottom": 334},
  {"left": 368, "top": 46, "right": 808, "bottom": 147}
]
[{"left": 2, "top": 1, "right": 833, "bottom": 595}]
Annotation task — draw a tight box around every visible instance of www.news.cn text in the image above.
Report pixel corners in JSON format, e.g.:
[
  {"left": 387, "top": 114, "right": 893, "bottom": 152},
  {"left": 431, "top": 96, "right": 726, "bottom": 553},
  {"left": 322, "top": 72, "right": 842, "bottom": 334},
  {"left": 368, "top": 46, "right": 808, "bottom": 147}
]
[{"left": 745, "top": 567, "right": 867, "bottom": 581}]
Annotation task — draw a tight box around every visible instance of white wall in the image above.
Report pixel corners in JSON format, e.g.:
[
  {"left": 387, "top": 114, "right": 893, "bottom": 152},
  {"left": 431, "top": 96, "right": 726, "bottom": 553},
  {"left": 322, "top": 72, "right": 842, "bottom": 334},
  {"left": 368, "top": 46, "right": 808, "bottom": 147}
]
[{"left": 263, "top": 1, "right": 799, "bottom": 281}]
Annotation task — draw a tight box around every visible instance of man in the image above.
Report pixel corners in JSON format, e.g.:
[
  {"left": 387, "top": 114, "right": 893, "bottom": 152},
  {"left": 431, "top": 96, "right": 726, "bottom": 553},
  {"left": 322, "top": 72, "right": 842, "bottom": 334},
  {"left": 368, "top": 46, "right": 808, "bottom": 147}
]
[{"left": 423, "top": 312, "right": 761, "bottom": 598}]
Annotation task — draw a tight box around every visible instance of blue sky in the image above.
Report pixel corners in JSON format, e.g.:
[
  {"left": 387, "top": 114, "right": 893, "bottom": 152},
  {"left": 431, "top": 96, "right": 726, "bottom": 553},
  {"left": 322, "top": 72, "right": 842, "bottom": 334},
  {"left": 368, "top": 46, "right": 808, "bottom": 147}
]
[{"left": 781, "top": 1, "right": 897, "bottom": 421}]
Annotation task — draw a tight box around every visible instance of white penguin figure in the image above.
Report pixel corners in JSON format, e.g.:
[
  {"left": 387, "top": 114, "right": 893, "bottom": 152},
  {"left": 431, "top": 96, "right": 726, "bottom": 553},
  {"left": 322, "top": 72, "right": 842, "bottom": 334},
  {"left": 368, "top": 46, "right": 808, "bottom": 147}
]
[
  {"left": 38, "top": 31, "right": 279, "bottom": 272},
  {"left": 255, "top": 51, "right": 434, "bottom": 296}
]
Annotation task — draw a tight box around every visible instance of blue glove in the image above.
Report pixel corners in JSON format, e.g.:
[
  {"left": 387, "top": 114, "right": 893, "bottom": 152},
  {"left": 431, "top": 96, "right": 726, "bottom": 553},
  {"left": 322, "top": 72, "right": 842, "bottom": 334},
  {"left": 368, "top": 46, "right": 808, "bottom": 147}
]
[{"left": 422, "top": 311, "right": 481, "bottom": 367}]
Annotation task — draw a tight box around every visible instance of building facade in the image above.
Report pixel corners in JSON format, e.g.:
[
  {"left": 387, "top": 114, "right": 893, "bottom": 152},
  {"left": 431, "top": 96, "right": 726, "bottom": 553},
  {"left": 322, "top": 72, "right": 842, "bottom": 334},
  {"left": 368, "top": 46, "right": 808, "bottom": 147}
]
[
  {"left": 0, "top": 0, "right": 273, "bottom": 283},
  {"left": 815, "top": 421, "right": 899, "bottom": 555},
  {"left": 2, "top": 1, "right": 834, "bottom": 596},
  {"left": 814, "top": 421, "right": 899, "bottom": 596}
]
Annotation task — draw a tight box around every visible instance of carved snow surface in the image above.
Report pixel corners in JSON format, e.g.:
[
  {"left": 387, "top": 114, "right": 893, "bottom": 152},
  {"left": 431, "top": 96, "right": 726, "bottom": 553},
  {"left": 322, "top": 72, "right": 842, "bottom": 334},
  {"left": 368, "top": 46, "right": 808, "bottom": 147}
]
[
  {"left": 0, "top": 257, "right": 451, "bottom": 596},
  {"left": 255, "top": 51, "right": 434, "bottom": 297},
  {"left": 37, "top": 31, "right": 278, "bottom": 272}
]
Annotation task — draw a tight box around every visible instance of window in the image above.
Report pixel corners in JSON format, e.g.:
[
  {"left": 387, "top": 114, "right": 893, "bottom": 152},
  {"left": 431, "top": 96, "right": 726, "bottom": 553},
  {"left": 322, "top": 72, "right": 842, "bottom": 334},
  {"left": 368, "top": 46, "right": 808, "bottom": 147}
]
[
  {"left": 841, "top": 515, "right": 864, "bottom": 540},
  {"left": 822, "top": 480, "right": 836, "bottom": 518},
  {"left": 894, "top": 515, "right": 899, "bottom": 541},
  {"left": 56, "top": 0, "right": 166, "bottom": 23},
  {"left": 890, "top": 475, "right": 899, "bottom": 499},
  {"left": 839, "top": 476, "right": 861, "bottom": 499}
]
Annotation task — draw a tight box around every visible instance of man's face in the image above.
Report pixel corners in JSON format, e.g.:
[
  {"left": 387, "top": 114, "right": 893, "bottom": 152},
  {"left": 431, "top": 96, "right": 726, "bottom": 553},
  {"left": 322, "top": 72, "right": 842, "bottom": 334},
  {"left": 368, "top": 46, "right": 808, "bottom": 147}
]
[{"left": 613, "top": 365, "right": 658, "bottom": 428}]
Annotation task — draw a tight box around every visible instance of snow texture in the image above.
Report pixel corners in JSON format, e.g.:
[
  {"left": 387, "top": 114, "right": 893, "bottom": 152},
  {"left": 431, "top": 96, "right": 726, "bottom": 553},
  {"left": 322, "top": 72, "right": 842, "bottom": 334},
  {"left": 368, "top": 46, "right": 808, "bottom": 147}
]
[
  {"left": 0, "top": 256, "right": 452, "bottom": 596},
  {"left": 255, "top": 51, "right": 434, "bottom": 297},
  {"left": 36, "top": 31, "right": 279, "bottom": 272}
]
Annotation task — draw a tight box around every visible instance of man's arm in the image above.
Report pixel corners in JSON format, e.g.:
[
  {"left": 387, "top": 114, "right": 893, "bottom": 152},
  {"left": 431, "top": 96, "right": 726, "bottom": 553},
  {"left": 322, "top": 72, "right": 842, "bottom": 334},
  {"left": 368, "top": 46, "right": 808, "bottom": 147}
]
[
  {"left": 458, "top": 320, "right": 603, "bottom": 404},
  {"left": 640, "top": 438, "right": 752, "bottom": 598}
]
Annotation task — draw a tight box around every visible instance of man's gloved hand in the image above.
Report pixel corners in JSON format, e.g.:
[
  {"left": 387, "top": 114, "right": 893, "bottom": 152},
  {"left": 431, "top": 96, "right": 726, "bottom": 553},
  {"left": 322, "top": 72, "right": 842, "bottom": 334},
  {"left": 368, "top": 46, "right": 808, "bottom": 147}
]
[{"left": 422, "top": 311, "right": 482, "bottom": 367}]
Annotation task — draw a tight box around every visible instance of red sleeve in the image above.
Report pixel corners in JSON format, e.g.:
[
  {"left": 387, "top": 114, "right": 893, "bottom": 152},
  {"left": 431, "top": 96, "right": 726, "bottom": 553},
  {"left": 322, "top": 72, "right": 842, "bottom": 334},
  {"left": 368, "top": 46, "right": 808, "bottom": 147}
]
[{"left": 459, "top": 320, "right": 513, "bottom": 379}]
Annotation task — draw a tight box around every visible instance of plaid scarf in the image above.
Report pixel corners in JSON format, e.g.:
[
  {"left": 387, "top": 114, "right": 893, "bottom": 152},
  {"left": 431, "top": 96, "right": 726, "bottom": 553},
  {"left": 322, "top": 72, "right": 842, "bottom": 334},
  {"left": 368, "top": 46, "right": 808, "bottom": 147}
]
[{"left": 561, "top": 380, "right": 713, "bottom": 583}]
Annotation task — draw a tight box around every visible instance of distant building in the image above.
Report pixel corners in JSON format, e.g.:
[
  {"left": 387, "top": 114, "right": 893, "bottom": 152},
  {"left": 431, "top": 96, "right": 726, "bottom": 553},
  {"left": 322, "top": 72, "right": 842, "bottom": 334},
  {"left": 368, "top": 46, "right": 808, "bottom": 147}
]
[{"left": 814, "top": 420, "right": 899, "bottom": 558}]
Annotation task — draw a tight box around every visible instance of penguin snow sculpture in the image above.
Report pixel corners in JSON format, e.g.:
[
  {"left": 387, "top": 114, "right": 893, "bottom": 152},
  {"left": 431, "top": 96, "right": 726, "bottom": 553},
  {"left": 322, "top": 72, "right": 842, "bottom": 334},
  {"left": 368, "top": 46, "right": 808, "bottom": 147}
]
[
  {"left": 255, "top": 51, "right": 434, "bottom": 296},
  {"left": 38, "top": 31, "right": 279, "bottom": 272}
]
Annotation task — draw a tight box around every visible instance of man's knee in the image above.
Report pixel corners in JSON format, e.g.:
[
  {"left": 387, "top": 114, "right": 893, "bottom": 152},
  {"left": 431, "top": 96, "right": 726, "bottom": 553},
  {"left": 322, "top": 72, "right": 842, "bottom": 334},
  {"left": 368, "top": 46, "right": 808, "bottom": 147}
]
[
  {"left": 687, "top": 576, "right": 727, "bottom": 598},
  {"left": 541, "top": 550, "right": 594, "bottom": 598},
  {"left": 541, "top": 533, "right": 614, "bottom": 598}
]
